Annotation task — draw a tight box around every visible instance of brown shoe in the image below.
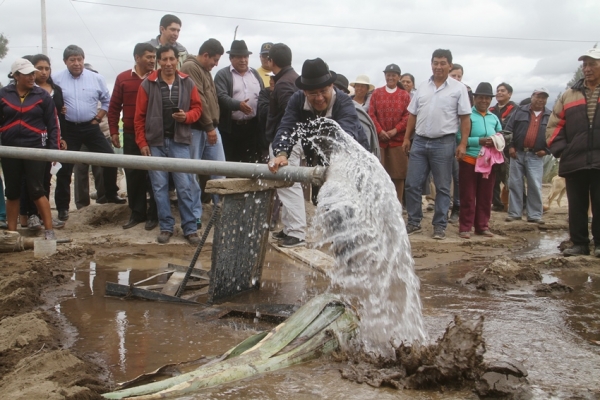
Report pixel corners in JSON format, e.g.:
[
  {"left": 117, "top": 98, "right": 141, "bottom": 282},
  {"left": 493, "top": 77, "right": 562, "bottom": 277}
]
[
  {"left": 185, "top": 232, "right": 201, "bottom": 245},
  {"left": 476, "top": 230, "right": 494, "bottom": 237},
  {"left": 459, "top": 231, "right": 471, "bottom": 239},
  {"left": 157, "top": 231, "right": 172, "bottom": 244}
]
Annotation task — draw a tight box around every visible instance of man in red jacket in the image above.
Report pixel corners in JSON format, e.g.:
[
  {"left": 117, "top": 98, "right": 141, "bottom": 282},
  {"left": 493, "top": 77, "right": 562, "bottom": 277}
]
[
  {"left": 134, "top": 45, "right": 202, "bottom": 245},
  {"left": 108, "top": 43, "right": 158, "bottom": 231},
  {"left": 368, "top": 63, "right": 411, "bottom": 205}
]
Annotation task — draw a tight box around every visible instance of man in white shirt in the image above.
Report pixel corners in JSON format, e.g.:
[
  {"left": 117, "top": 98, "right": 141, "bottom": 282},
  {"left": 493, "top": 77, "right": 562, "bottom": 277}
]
[{"left": 402, "top": 49, "right": 472, "bottom": 240}]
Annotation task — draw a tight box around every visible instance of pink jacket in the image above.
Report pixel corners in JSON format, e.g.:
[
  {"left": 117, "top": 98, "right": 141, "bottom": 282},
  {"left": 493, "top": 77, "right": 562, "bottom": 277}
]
[{"left": 475, "top": 133, "right": 505, "bottom": 178}]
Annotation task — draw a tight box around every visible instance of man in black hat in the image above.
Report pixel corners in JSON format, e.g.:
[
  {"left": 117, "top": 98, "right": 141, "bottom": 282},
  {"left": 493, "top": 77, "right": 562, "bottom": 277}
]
[
  {"left": 214, "top": 40, "right": 265, "bottom": 163},
  {"left": 267, "top": 58, "right": 368, "bottom": 247}
]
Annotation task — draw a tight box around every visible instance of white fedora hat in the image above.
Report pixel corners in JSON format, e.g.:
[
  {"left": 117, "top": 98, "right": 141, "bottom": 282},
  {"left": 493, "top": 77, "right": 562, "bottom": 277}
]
[{"left": 350, "top": 74, "right": 375, "bottom": 92}]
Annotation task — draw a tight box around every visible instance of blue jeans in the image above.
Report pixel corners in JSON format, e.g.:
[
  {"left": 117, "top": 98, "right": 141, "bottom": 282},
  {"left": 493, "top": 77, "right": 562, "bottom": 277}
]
[
  {"left": 190, "top": 128, "right": 226, "bottom": 219},
  {"left": 149, "top": 138, "right": 197, "bottom": 236},
  {"left": 507, "top": 151, "right": 543, "bottom": 220},
  {"left": 0, "top": 175, "right": 6, "bottom": 221},
  {"left": 405, "top": 134, "right": 456, "bottom": 229},
  {"left": 452, "top": 158, "right": 460, "bottom": 208}
]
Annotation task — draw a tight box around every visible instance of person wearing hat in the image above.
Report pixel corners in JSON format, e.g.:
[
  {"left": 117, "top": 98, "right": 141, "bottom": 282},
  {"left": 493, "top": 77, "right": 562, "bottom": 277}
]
[
  {"left": 504, "top": 88, "right": 551, "bottom": 225},
  {"left": 256, "top": 42, "right": 274, "bottom": 87},
  {"left": 368, "top": 63, "right": 411, "bottom": 206},
  {"left": 350, "top": 74, "right": 374, "bottom": 112},
  {"left": 147, "top": 14, "right": 189, "bottom": 69},
  {"left": 53, "top": 45, "right": 125, "bottom": 222},
  {"left": 547, "top": 48, "right": 600, "bottom": 257},
  {"left": 402, "top": 49, "right": 472, "bottom": 240},
  {"left": 214, "top": 40, "right": 265, "bottom": 163},
  {"left": 456, "top": 82, "right": 502, "bottom": 239},
  {"left": 0, "top": 58, "right": 60, "bottom": 239}
]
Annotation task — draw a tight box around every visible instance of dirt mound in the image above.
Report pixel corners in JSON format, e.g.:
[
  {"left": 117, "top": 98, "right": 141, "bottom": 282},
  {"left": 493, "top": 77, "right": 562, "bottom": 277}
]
[
  {"left": 78, "top": 204, "right": 129, "bottom": 227},
  {"left": 461, "top": 256, "right": 542, "bottom": 291},
  {"left": 0, "top": 349, "right": 106, "bottom": 399},
  {"left": 340, "top": 316, "right": 486, "bottom": 390}
]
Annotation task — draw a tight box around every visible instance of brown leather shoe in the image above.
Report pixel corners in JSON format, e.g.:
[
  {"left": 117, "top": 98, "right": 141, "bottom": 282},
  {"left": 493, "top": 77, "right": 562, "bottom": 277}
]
[
  {"left": 157, "top": 231, "right": 172, "bottom": 244},
  {"left": 185, "top": 233, "right": 201, "bottom": 245}
]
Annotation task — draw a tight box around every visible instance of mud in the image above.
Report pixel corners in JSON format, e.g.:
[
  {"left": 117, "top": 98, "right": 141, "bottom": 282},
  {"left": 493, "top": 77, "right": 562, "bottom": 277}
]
[
  {"left": 340, "top": 316, "right": 486, "bottom": 390},
  {"left": 0, "top": 183, "right": 597, "bottom": 398}
]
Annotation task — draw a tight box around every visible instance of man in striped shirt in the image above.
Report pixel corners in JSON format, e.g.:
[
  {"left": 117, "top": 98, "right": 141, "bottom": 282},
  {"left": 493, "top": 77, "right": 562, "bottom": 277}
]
[{"left": 108, "top": 43, "right": 158, "bottom": 231}]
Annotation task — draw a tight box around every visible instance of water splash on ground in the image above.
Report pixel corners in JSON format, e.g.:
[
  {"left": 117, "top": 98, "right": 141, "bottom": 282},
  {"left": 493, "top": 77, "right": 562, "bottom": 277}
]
[{"left": 298, "top": 118, "right": 427, "bottom": 357}]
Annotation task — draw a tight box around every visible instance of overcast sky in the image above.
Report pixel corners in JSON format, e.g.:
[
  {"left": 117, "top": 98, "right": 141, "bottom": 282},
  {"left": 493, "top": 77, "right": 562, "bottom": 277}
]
[{"left": 1, "top": 0, "right": 598, "bottom": 105}]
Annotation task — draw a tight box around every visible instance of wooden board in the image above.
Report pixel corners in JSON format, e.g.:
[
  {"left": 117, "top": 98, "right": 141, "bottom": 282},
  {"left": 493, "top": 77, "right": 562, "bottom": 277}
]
[
  {"left": 161, "top": 271, "right": 186, "bottom": 296},
  {"left": 270, "top": 242, "right": 335, "bottom": 275}
]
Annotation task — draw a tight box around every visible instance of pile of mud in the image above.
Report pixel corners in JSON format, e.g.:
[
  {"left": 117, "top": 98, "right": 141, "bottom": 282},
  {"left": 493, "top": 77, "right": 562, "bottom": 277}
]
[
  {"left": 339, "top": 316, "right": 530, "bottom": 398},
  {"left": 0, "top": 247, "right": 108, "bottom": 399}
]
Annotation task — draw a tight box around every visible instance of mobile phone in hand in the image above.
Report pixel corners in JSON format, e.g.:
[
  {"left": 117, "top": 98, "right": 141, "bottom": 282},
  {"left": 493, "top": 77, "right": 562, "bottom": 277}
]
[{"left": 171, "top": 107, "right": 180, "bottom": 114}]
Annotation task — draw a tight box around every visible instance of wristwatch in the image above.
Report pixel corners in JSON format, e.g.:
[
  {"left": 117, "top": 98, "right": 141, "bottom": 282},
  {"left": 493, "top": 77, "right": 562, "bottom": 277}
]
[
  {"left": 94, "top": 117, "right": 102, "bottom": 123},
  {"left": 276, "top": 151, "right": 288, "bottom": 158}
]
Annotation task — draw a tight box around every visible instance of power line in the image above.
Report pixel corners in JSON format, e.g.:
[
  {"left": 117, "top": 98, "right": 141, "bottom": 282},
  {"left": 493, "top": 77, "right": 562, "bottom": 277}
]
[
  {"left": 71, "top": 0, "right": 598, "bottom": 44},
  {"left": 68, "top": 0, "right": 117, "bottom": 74}
]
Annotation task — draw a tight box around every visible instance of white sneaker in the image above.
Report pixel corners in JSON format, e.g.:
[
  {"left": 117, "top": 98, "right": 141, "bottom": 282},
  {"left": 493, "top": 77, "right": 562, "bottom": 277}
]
[{"left": 28, "top": 215, "right": 42, "bottom": 231}]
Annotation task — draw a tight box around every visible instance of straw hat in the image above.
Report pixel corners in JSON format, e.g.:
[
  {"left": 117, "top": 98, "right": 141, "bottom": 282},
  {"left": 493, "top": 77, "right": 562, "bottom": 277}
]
[{"left": 350, "top": 74, "right": 374, "bottom": 91}]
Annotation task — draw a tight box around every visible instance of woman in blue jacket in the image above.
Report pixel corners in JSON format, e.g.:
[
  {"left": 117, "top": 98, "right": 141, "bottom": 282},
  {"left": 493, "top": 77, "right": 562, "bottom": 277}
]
[
  {"left": 0, "top": 58, "right": 59, "bottom": 239},
  {"left": 456, "top": 82, "right": 502, "bottom": 239}
]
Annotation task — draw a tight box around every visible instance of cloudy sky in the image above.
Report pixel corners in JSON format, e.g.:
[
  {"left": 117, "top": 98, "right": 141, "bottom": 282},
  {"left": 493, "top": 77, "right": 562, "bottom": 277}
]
[{"left": 1, "top": 0, "right": 598, "bottom": 105}]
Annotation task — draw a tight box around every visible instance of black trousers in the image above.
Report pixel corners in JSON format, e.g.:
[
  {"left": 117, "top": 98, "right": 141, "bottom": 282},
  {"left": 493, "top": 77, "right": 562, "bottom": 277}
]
[
  {"left": 221, "top": 118, "right": 261, "bottom": 163},
  {"left": 565, "top": 169, "right": 600, "bottom": 246},
  {"left": 123, "top": 133, "right": 157, "bottom": 221},
  {"left": 19, "top": 162, "right": 51, "bottom": 216},
  {"left": 55, "top": 122, "right": 119, "bottom": 211}
]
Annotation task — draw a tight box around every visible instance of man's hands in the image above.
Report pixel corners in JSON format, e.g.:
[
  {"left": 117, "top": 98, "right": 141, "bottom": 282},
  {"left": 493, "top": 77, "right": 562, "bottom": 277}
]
[
  {"left": 111, "top": 134, "right": 121, "bottom": 148},
  {"left": 509, "top": 147, "right": 517, "bottom": 159},
  {"left": 140, "top": 146, "right": 151, "bottom": 156},
  {"left": 239, "top": 99, "right": 253, "bottom": 115},
  {"left": 402, "top": 140, "right": 411, "bottom": 156},
  {"left": 206, "top": 130, "right": 217, "bottom": 145},
  {"left": 455, "top": 143, "right": 467, "bottom": 159},
  {"left": 172, "top": 110, "right": 187, "bottom": 123},
  {"left": 268, "top": 155, "right": 288, "bottom": 173}
]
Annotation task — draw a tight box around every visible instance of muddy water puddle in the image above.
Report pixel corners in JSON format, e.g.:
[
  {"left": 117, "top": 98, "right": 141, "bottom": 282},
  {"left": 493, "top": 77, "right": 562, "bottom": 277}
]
[{"left": 58, "top": 243, "right": 600, "bottom": 398}]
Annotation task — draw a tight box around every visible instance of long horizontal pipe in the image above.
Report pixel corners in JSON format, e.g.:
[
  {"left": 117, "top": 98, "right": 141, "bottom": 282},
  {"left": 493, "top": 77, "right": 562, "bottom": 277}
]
[{"left": 0, "top": 147, "right": 327, "bottom": 186}]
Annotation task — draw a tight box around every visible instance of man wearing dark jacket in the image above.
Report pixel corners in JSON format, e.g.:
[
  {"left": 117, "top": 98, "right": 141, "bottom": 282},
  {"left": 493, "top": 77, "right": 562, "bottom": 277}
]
[
  {"left": 489, "top": 82, "right": 518, "bottom": 211},
  {"left": 547, "top": 48, "right": 600, "bottom": 257},
  {"left": 264, "top": 43, "right": 305, "bottom": 248},
  {"left": 505, "top": 88, "right": 551, "bottom": 225},
  {"left": 214, "top": 40, "right": 265, "bottom": 163}
]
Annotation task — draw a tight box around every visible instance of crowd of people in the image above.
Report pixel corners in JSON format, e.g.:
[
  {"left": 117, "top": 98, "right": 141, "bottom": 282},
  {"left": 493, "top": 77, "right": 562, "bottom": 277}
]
[{"left": 0, "top": 13, "right": 599, "bottom": 257}]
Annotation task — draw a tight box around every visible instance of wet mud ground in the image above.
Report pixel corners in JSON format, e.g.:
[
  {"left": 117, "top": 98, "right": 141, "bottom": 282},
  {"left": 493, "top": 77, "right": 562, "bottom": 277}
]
[{"left": 1, "top": 195, "right": 600, "bottom": 399}]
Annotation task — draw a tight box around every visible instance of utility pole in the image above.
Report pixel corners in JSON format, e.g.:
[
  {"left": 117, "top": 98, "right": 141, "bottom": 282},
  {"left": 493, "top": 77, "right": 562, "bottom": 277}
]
[{"left": 41, "top": 0, "right": 48, "bottom": 55}]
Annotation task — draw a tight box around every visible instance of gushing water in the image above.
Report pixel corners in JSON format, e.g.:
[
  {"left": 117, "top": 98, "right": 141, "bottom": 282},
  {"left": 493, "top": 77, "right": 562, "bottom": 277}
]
[{"left": 298, "top": 118, "right": 427, "bottom": 357}]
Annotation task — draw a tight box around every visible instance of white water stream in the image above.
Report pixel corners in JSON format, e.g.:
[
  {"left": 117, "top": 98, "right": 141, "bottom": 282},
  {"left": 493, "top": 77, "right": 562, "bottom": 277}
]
[{"left": 299, "top": 118, "right": 427, "bottom": 357}]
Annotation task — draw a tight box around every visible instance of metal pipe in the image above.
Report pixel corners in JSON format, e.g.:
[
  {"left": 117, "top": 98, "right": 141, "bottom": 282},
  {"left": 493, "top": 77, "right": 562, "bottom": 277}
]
[{"left": 0, "top": 147, "right": 327, "bottom": 186}]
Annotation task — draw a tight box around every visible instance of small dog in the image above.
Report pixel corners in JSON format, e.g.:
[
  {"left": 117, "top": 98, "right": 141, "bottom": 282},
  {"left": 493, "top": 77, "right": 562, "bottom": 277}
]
[{"left": 547, "top": 175, "right": 566, "bottom": 208}]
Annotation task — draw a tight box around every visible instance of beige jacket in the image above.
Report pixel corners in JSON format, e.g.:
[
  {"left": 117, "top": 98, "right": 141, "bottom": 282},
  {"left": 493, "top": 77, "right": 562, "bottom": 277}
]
[{"left": 180, "top": 55, "right": 219, "bottom": 132}]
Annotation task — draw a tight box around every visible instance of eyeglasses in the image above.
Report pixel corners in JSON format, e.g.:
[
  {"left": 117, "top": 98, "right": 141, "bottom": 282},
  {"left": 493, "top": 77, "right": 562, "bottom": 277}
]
[{"left": 305, "top": 88, "right": 331, "bottom": 99}]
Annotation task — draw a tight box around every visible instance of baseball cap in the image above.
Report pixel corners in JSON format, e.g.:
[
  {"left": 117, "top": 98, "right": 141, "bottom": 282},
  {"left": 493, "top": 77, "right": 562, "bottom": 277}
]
[
  {"left": 383, "top": 63, "right": 401, "bottom": 74},
  {"left": 260, "top": 42, "right": 273, "bottom": 55},
  {"left": 578, "top": 48, "right": 600, "bottom": 61},
  {"left": 11, "top": 58, "right": 37, "bottom": 75},
  {"left": 532, "top": 87, "right": 549, "bottom": 96}
]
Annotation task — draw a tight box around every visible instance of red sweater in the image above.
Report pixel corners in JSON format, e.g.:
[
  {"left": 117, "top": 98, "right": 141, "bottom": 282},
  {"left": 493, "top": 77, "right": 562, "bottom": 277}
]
[
  {"left": 108, "top": 69, "right": 145, "bottom": 135},
  {"left": 368, "top": 87, "right": 410, "bottom": 148}
]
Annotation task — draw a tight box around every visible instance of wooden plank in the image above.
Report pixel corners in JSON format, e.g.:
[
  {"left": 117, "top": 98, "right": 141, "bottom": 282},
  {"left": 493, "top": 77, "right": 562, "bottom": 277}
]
[
  {"left": 104, "top": 282, "right": 199, "bottom": 304},
  {"left": 133, "top": 271, "right": 172, "bottom": 286},
  {"left": 167, "top": 263, "right": 210, "bottom": 280},
  {"left": 138, "top": 281, "right": 209, "bottom": 291},
  {"left": 270, "top": 242, "right": 335, "bottom": 275},
  {"left": 161, "top": 271, "right": 186, "bottom": 296}
]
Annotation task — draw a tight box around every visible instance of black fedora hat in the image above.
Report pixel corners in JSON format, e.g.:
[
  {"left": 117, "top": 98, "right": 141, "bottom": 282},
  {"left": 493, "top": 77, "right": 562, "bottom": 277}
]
[
  {"left": 472, "top": 82, "right": 494, "bottom": 97},
  {"left": 227, "top": 40, "right": 252, "bottom": 56},
  {"left": 295, "top": 58, "right": 337, "bottom": 90},
  {"left": 331, "top": 71, "right": 350, "bottom": 94}
]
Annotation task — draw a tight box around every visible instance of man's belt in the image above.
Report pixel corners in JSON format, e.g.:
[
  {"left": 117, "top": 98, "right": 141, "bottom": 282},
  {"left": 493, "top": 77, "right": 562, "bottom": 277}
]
[
  {"left": 523, "top": 147, "right": 536, "bottom": 152},
  {"left": 64, "top": 119, "right": 95, "bottom": 126}
]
